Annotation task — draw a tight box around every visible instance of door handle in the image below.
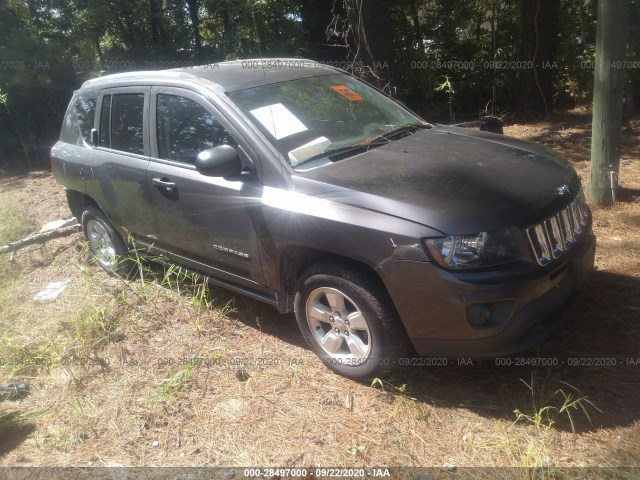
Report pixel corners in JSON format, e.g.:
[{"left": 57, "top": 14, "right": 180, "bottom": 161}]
[{"left": 152, "top": 177, "right": 176, "bottom": 191}]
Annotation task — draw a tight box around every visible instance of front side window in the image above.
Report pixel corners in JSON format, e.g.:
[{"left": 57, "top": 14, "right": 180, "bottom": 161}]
[
  {"left": 156, "top": 94, "right": 236, "bottom": 165},
  {"left": 99, "top": 93, "right": 144, "bottom": 154},
  {"left": 60, "top": 97, "right": 96, "bottom": 146}
]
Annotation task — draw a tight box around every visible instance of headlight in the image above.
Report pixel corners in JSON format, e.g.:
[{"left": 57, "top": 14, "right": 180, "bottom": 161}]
[{"left": 425, "top": 228, "right": 519, "bottom": 270}]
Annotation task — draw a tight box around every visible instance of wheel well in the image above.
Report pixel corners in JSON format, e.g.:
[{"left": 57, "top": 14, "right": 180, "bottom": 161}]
[
  {"left": 278, "top": 247, "right": 386, "bottom": 313},
  {"left": 65, "top": 190, "right": 99, "bottom": 221}
]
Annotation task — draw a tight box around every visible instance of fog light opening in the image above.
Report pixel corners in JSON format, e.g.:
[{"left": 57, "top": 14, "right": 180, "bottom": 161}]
[{"left": 468, "top": 304, "right": 492, "bottom": 327}]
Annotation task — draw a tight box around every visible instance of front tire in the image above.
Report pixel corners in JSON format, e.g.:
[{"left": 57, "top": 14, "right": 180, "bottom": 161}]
[
  {"left": 81, "top": 206, "right": 132, "bottom": 276},
  {"left": 294, "top": 263, "right": 411, "bottom": 379}
]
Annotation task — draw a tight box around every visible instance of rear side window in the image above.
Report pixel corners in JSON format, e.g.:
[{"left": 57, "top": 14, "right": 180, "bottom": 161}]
[
  {"left": 60, "top": 97, "right": 96, "bottom": 146},
  {"left": 156, "top": 94, "right": 236, "bottom": 164},
  {"left": 99, "top": 93, "right": 145, "bottom": 155}
]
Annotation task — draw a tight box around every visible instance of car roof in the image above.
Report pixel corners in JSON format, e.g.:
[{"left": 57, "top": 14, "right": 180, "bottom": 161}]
[{"left": 81, "top": 58, "right": 340, "bottom": 93}]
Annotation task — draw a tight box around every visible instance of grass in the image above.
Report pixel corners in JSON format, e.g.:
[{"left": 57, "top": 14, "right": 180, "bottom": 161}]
[
  {"left": 513, "top": 373, "right": 601, "bottom": 435},
  {"left": 0, "top": 115, "right": 639, "bottom": 470},
  {"left": 0, "top": 199, "right": 47, "bottom": 438},
  {"left": 0, "top": 202, "right": 36, "bottom": 246},
  {"left": 0, "top": 200, "right": 37, "bottom": 282}
]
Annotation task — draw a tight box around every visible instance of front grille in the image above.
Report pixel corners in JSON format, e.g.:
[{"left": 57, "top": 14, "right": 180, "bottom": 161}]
[{"left": 525, "top": 190, "right": 590, "bottom": 266}]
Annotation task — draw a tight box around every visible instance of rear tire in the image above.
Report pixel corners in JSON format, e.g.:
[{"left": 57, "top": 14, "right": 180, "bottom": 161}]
[
  {"left": 294, "top": 263, "right": 411, "bottom": 379},
  {"left": 81, "top": 206, "right": 133, "bottom": 276}
]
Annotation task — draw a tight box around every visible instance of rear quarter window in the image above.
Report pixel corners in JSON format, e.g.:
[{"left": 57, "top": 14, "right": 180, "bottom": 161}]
[
  {"left": 60, "top": 97, "right": 97, "bottom": 146},
  {"left": 98, "top": 93, "right": 146, "bottom": 155}
]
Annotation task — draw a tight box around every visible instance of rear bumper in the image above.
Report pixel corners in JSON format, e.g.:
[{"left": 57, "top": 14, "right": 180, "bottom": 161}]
[{"left": 377, "top": 233, "right": 596, "bottom": 359}]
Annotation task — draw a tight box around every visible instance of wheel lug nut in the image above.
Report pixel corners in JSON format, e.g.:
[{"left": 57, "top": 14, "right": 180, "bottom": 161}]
[
  {"left": 329, "top": 316, "right": 334, "bottom": 323},
  {"left": 345, "top": 320, "right": 350, "bottom": 326},
  {"left": 345, "top": 331, "right": 349, "bottom": 335},
  {"left": 334, "top": 328, "right": 340, "bottom": 333}
]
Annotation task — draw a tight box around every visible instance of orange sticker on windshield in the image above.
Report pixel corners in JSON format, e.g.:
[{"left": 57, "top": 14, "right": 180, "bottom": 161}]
[{"left": 331, "top": 85, "right": 364, "bottom": 101}]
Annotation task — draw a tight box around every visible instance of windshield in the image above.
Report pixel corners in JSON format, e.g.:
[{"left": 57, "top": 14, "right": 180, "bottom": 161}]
[{"left": 227, "top": 74, "right": 426, "bottom": 169}]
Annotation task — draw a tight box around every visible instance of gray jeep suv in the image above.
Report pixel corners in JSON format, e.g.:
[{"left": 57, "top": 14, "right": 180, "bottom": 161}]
[{"left": 51, "top": 59, "right": 595, "bottom": 378}]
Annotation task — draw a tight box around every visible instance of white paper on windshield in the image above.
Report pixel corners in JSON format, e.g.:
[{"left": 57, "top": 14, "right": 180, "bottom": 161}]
[{"left": 250, "top": 103, "right": 308, "bottom": 140}]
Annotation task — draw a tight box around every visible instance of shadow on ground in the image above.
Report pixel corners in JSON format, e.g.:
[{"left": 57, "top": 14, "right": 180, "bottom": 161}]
[
  {"left": 617, "top": 187, "right": 640, "bottom": 203},
  {"left": 218, "top": 268, "right": 639, "bottom": 436},
  {"left": 0, "top": 423, "right": 36, "bottom": 458}
]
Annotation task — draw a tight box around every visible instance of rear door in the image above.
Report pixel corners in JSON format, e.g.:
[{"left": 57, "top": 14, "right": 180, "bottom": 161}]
[
  {"left": 146, "top": 87, "right": 265, "bottom": 287},
  {"left": 84, "top": 87, "right": 156, "bottom": 241}
]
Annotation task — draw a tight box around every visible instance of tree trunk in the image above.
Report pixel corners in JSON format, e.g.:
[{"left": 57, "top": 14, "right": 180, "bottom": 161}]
[
  {"left": 186, "top": 0, "right": 202, "bottom": 56},
  {"left": 398, "top": 1, "right": 413, "bottom": 51},
  {"left": 589, "top": 0, "right": 630, "bottom": 206},
  {"left": 149, "top": 0, "right": 166, "bottom": 47},
  {"left": 625, "top": 76, "right": 636, "bottom": 116},
  {"left": 300, "top": 0, "right": 340, "bottom": 61},
  {"left": 409, "top": 0, "right": 422, "bottom": 50},
  {"left": 348, "top": 0, "right": 396, "bottom": 91},
  {"left": 518, "top": 0, "right": 560, "bottom": 118},
  {"left": 490, "top": 1, "right": 497, "bottom": 116}
]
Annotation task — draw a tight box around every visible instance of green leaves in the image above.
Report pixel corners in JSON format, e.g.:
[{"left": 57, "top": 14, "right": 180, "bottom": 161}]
[{"left": 435, "top": 75, "right": 455, "bottom": 95}]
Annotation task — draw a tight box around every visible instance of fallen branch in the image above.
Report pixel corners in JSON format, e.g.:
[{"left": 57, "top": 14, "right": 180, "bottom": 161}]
[{"left": 0, "top": 219, "right": 81, "bottom": 254}]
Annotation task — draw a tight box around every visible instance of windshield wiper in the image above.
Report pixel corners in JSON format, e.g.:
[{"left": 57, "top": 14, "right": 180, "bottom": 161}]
[
  {"left": 355, "top": 123, "right": 431, "bottom": 147},
  {"left": 295, "top": 123, "right": 431, "bottom": 167},
  {"left": 324, "top": 123, "right": 430, "bottom": 157}
]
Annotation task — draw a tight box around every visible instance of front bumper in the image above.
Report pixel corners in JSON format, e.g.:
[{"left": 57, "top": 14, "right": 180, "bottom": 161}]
[{"left": 377, "top": 233, "right": 596, "bottom": 358}]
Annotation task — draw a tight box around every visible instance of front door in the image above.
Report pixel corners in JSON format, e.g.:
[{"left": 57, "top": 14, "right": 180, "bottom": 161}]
[{"left": 146, "top": 87, "right": 265, "bottom": 287}]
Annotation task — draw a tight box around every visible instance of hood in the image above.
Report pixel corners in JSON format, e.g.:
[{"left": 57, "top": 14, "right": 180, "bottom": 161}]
[{"left": 293, "top": 125, "right": 582, "bottom": 234}]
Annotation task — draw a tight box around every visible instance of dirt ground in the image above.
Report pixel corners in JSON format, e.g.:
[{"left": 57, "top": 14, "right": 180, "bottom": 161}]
[{"left": 0, "top": 111, "right": 639, "bottom": 475}]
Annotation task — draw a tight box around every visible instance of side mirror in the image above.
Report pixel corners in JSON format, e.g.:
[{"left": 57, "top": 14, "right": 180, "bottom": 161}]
[
  {"left": 195, "top": 145, "right": 241, "bottom": 177},
  {"left": 90, "top": 128, "right": 99, "bottom": 146}
]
